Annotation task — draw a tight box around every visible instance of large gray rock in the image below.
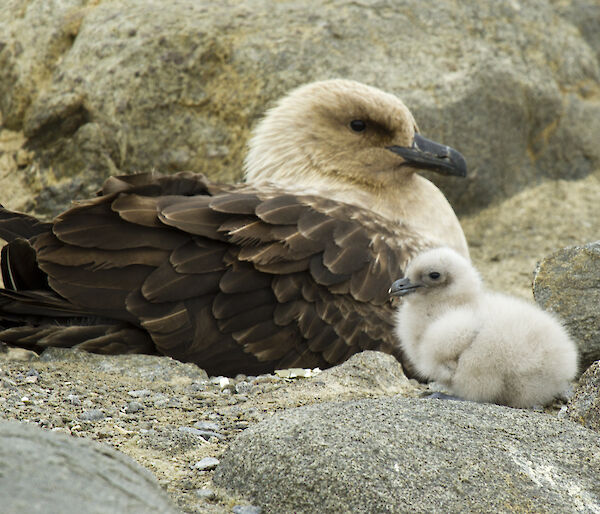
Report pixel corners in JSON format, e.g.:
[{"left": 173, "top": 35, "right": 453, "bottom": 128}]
[
  {"left": 533, "top": 241, "right": 600, "bottom": 371},
  {"left": 551, "top": 0, "right": 600, "bottom": 62},
  {"left": 213, "top": 397, "right": 600, "bottom": 513},
  {"left": 568, "top": 361, "right": 600, "bottom": 432},
  {"left": 0, "top": 419, "right": 180, "bottom": 514},
  {"left": 1, "top": 0, "right": 599, "bottom": 216}
]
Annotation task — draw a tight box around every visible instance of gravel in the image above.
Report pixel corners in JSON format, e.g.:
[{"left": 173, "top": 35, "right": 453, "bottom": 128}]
[
  {"left": 0, "top": 349, "right": 302, "bottom": 513},
  {"left": 193, "top": 457, "right": 221, "bottom": 471},
  {"left": 232, "top": 506, "right": 262, "bottom": 514}
]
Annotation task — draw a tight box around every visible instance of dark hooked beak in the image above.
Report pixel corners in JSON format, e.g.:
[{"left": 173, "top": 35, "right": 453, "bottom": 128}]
[
  {"left": 387, "top": 134, "right": 467, "bottom": 177},
  {"left": 388, "top": 277, "right": 423, "bottom": 297}
]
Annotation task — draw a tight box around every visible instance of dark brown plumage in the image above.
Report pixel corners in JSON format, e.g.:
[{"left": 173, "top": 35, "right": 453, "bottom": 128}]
[{"left": 0, "top": 79, "right": 468, "bottom": 376}]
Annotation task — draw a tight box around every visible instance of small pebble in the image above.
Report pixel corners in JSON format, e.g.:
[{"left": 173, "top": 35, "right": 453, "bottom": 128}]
[
  {"left": 66, "top": 394, "right": 81, "bottom": 406},
  {"left": 2, "top": 377, "right": 17, "bottom": 387},
  {"left": 274, "top": 367, "right": 318, "bottom": 378},
  {"left": 235, "top": 381, "right": 252, "bottom": 394},
  {"left": 52, "top": 426, "right": 71, "bottom": 434},
  {"left": 188, "top": 382, "right": 206, "bottom": 392},
  {"left": 152, "top": 394, "right": 177, "bottom": 408},
  {"left": 125, "top": 401, "right": 144, "bottom": 413},
  {"left": 194, "top": 421, "right": 220, "bottom": 432},
  {"left": 232, "top": 505, "right": 262, "bottom": 514},
  {"left": 252, "top": 375, "right": 277, "bottom": 385},
  {"left": 179, "top": 427, "right": 219, "bottom": 440},
  {"left": 192, "top": 457, "right": 219, "bottom": 471},
  {"left": 128, "top": 389, "right": 152, "bottom": 398},
  {"left": 25, "top": 369, "right": 40, "bottom": 382},
  {"left": 79, "top": 409, "right": 105, "bottom": 421},
  {"left": 211, "top": 376, "right": 230, "bottom": 389},
  {"left": 195, "top": 488, "right": 216, "bottom": 500}
]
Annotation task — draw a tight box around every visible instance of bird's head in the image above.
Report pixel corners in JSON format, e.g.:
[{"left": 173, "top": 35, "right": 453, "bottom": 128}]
[
  {"left": 389, "top": 247, "right": 481, "bottom": 305},
  {"left": 244, "top": 79, "right": 466, "bottom": 194}
]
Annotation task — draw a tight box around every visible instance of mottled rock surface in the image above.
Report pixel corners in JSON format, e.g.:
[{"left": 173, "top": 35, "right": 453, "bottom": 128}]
[
  {"left": 214, "top": 397, "right": 600, "bottom": 513},
  {"left": 263, "top": 350, "right": 417, "bottom": 409},
  {"left": 0, "top": 418, "right": 180, "bottom": 514},
  {"left": 533, "top": 241, "right": 600, "bottom": 371},
  {"left": 568, "top": 361, "right": 600, "bottom": 432},
  {"left": 1, "top": 0, "right": 600, "bottom": 215},
  {"left": 552, "top": 0, "right": 600, "bottom": 61}
]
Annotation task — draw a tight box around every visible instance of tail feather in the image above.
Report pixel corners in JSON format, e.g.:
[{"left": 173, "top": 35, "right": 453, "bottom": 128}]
[
  {"left": 1, "top": 238, "right": 48, "bottom": 290},
  {"left": 0, "top": 207, "right": 51, "bottom": 291},
  {"left": 0, "top": 207, "right": 52, "bottom": 242},
  {"left": 0, "top": 288, "right": 95, "bottom": 320},
  {"left": 0, "top": 324, "right": 156, "bottom": 355},
  {"left": 0, "top": 200, "right": 160, "bottom": 359}
]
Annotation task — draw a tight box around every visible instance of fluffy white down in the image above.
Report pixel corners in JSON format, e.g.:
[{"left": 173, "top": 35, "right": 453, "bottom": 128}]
[{"left": 394, "top": 248, "right": 578, "bottom": 408}]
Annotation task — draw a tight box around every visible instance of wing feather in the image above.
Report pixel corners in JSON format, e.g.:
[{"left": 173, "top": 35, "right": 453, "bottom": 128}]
[
  {"left": 141, "top": 260, "right": 221, "bottom": 302},
  {"left": 111, "top": 194, "right": 162, "bottom": 227},
  {"left": 213, "top": 289, "right": 274, "bottom": 320},
  {"left": 255, "top": 195, "right": 304, "bottom": 224}
]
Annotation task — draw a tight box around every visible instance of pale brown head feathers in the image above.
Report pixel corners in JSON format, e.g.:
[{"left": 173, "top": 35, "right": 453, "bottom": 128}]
[
  {"left": 244, "top": 79, "right": 418, "bottom": 192},
  {"left": 244, "top": 79, "right": 469, "bottom": 257}
]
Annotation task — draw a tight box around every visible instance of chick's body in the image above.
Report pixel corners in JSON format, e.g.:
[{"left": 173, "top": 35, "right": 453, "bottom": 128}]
[{"left": 393, "top": 248, "right": 578, "bottom": 407}]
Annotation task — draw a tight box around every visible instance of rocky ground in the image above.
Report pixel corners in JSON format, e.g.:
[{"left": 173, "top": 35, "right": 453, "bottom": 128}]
[
  {"left": 0, "top": 346, "right": 579, "bottom": 513},
  {"left": 0, "top": 349, "right": 427, "bottom": 513}
]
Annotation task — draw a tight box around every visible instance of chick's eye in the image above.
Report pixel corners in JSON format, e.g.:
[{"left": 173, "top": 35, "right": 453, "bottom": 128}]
[
  {"left": 350, "top": 120, "right": 366, "bottom": 132},
  {"left": 428, "top": 272, "right": 441, "bottom": 280}
]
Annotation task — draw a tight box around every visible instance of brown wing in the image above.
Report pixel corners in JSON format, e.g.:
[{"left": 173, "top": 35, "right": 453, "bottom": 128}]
[
  {"left": 6, "top": 171, "right": 426, "bottom": 375},
  {"left": 0, "top": 206, "right": 52, "bottom": 242}
]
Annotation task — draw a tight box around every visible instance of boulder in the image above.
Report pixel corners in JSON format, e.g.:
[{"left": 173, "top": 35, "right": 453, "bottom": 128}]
[
  {"left": 568, "top": 360, "right": 600, "bottom": 432},
  {"left": 533, "top": 241, "right": 600, "bottom": 371},
  {"left": 551, "top": 0, "right": 600, "bottom": 62},
  {"left": 214, "top": 397, "right": 600, "bottom": 513},
  {"left": 262, "top": 351, "right": 419, "bottom": 409},
  {"left": 1, "top": 0, "right": 599, "bottom": 216},
  {"left": 0, "top": 419, "right": 180, "bottom": 514}
]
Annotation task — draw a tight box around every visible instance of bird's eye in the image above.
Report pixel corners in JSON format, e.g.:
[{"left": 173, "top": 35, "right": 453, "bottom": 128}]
[
  {"left": 350, "top": 120, "right": 366, "bottom": 132},
  {"left": 428, "top": 272, "right": 441, "bottom": 280}
]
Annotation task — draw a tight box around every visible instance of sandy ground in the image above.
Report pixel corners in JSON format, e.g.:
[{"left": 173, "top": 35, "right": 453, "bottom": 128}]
[{"left": 462, "top": 173, "right": 600, "bottom": 299}]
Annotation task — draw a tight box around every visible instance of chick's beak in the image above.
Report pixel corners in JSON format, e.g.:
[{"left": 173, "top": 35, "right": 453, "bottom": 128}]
[
  {"left": 387, "top": 134, "right": 467, "bottom": 177},
  {"left": 389, "top": 277, "right": 423, "bottom": 297}
]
